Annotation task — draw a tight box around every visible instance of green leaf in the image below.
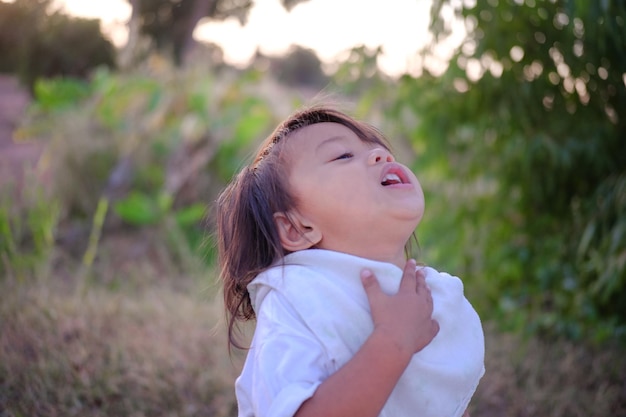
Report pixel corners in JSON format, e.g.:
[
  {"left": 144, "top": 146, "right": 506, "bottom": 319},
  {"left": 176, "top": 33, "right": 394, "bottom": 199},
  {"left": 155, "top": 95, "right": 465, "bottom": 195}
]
[
  {"left": 33, "top": 78, "right": 91, "bottom": 111},
  {"left": 175, "top": 204, "right": 207, "bottom": 227},
  {"left": 113, "top": 192, "right": 161, "bottom": 226}
]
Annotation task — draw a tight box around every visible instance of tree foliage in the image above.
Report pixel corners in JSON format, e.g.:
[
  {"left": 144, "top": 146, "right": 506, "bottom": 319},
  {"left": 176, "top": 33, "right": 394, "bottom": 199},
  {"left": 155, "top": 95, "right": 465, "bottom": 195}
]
[
  {"left": 384, "top": 0, "right": 626, "bottom": 342},
  {"left": 0, "top": 0, "right": 48, "bottom": 73},
  {"left": 0, "top": 0, "right": 115, "bottom": 91},
  {"left": 253, "top": 46, "right": 330, "bottom": 89}
]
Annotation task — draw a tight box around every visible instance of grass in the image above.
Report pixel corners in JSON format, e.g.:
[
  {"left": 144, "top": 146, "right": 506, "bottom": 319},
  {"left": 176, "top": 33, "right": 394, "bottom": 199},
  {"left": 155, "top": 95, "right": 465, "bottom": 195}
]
[
  {"left": 1, "top": 234, "right": 625, "bottom": 417},
  {"left": 474, "top": 324, "right": 626, "bottom": 417},
  {"left": 0, "top": 232, "right": 240, "bottom": 417}
]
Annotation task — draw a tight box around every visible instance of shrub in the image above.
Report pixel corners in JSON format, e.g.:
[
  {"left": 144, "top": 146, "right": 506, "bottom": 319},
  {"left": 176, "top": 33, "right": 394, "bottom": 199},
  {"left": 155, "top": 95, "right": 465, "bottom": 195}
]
[{"left": 0, "top": 0, "right": 116, "bottom": 91}]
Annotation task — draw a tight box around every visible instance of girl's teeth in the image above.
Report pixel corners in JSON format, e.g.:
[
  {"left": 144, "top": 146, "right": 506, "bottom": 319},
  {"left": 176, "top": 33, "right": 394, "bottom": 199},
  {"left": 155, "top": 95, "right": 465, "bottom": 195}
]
[{"left": 382, "top": 173, "right": 402, "bottom": 185}]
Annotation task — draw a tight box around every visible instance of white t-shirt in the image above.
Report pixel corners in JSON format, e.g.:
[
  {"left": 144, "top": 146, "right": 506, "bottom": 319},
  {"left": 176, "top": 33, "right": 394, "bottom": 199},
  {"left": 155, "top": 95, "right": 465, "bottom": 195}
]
[{"left": 236, "top": 249, "right": 485, "bottom": 417}]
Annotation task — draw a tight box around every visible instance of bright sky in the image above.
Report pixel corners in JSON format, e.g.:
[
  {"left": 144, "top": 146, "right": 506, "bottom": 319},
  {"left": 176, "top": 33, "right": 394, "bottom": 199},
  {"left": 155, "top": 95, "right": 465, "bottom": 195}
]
[{"left": 49, "top": 0, "right": 462, "bottom": 76}]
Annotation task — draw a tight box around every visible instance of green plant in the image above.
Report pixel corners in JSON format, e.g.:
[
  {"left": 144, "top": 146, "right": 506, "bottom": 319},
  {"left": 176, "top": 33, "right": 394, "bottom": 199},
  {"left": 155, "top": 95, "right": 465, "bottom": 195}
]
[
  {"left": 0, "top": 178, "right": 59, "bottom": 280},
  {"left": 17, "top": 62, "right": 298, "bottom": 277},
  {"left": 326, "top": 0, "right": 626, "bottom": 344},
  {"left": 356, "top": 0, "right": 626, "bottom": 343}
]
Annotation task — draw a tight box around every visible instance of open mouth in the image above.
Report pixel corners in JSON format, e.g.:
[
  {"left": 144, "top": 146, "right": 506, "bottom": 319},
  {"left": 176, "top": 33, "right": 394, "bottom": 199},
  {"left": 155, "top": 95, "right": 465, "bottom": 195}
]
[
  {"left": 381, "top": 173, "right": 403, "bottom": 186},
  {"left": 380, "top": 164, "right": 410, "bottom": 186}
]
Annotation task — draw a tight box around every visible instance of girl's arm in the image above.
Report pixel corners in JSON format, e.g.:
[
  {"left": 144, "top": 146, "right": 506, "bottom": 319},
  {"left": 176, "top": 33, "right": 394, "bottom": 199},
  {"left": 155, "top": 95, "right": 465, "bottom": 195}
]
[{"left": 294, "top": 259, "right": 439, "bottom": 417}]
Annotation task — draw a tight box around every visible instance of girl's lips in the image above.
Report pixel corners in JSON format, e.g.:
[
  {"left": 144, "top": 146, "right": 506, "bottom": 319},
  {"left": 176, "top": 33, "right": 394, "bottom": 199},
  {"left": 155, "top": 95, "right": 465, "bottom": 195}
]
[{"left": 380, "top": 162, "right": 411, "bottom": 186}]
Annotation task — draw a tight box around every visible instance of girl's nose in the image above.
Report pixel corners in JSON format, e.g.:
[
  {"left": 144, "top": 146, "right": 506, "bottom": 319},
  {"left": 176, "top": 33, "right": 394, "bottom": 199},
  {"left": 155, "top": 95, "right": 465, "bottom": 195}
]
[{"left": 368, "top": 147, "right": 395, "bottom": 165}]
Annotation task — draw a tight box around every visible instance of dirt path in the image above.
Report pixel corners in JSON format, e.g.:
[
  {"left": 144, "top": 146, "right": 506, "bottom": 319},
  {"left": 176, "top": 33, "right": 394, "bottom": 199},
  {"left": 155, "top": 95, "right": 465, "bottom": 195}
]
[{"left": 0, "top": 74, "right": 43, "bottom": 193}]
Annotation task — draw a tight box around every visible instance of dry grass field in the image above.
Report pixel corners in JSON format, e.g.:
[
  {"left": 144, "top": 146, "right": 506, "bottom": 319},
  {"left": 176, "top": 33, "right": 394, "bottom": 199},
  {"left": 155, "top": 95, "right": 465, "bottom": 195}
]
[{"left": 1, "top": 237, "right": 625, "bottom": 417}]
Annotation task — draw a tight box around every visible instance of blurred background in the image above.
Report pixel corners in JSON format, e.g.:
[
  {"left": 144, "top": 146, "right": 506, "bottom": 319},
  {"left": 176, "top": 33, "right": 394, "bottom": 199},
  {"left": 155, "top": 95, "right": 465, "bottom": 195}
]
[{"left": 0, "top": 0, "right": 625, "bottom": 416}]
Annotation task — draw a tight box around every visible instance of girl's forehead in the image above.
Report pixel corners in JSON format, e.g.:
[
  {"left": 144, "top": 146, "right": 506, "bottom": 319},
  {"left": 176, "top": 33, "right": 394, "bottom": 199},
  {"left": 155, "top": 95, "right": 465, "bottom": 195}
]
[
  {"left": 281, "top": 123, "right": 360, "bottom": 161},
  {"left": 285, "top": 122, "right": 385, "bottom": 150},
  {"left": 290, "top": 122, "right": 355, "bottom": 144}
]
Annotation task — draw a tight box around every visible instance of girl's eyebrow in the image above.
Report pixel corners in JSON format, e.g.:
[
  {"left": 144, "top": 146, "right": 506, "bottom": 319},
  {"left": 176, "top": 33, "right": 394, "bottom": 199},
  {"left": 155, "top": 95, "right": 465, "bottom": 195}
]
[{"left": 315, "top": 135, "right": 348, "bottom": 154}]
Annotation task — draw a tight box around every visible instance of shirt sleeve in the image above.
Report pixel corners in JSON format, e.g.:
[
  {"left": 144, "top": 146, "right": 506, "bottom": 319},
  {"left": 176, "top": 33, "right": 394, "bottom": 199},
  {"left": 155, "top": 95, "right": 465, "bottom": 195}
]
[{"left": 235, "top": 289, "right": 333, "bottom": 417}]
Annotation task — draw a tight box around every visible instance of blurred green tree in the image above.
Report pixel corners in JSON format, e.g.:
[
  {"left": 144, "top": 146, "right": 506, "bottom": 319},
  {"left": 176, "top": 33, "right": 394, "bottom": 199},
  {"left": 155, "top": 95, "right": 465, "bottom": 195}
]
[
  {"left": 127, "top": 0, "right": 310, "bottom": 65},
  {"left": 253, "top": 46, "right": 330, "bottom": 89},
  {"left": 0, "top": 0, "right": 49, "bottom": 73},
  {"left": 401, "top": 0, "right": 626, "bottom": 341},
  {"left": 0, "top": 0, "right": 116, "bottom": 91}
]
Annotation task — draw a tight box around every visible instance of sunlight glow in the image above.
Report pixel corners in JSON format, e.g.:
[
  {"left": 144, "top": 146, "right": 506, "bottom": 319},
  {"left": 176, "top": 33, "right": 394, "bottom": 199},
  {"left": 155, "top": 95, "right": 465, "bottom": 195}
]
[
  {"left": 195, "top": 0, "right": 434, "bottom": 76},
  {"left": 52, "top": 0, "right": 131, "bottom": 46},
  {"left": 44, "top": 0, "right": 463, "bottom": 77}
]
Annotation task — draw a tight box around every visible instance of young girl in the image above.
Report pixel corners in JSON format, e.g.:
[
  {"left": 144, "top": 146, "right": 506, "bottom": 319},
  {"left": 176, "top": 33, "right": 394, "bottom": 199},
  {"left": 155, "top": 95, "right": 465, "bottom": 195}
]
[{"left": 216, "top": 106, "right": 485, "bottom": 417}]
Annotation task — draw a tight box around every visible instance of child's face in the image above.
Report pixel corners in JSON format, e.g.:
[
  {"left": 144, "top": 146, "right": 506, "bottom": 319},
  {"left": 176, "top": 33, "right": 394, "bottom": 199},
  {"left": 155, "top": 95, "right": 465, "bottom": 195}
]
[{"left": 282, "top": 122, "right": 425, "bottom": 260}]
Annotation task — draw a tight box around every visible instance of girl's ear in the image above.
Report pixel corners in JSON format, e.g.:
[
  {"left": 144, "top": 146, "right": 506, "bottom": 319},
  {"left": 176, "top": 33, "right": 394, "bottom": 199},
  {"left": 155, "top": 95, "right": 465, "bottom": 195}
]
[{"left": 273, "top": 211, "right": 322, "bottom": 252}]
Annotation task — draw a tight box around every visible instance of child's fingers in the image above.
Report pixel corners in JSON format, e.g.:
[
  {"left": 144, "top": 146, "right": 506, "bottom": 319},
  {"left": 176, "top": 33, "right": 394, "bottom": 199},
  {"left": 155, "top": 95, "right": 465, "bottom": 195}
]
[
  {"left": 415, "top": 268, "right": 428, "bottom": 293},
  {"left": 360, "top": 268, "right": 381, "bottom": 301},
  {"left": 398, "top": 259, "right": 418, "bottom": 293},
  {"left": 413, "top": 268, "right": 438, "bottom": 341},
  {"left": 415, "top": 270, "right": 434, "bottom": 314},
  {"left": 362, "top": 263, "right": 440, "bottom": 353}
]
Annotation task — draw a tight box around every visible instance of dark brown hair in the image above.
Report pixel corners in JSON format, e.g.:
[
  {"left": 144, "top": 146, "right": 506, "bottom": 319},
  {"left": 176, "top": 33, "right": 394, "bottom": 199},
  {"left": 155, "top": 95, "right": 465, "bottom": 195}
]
[{"left": 215, "top": 106, "right": 392, "bottom": 349}]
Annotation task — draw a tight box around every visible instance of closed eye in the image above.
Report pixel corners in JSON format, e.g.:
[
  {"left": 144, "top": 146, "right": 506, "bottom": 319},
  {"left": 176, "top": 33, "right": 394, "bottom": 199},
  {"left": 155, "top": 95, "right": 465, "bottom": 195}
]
[{"left": 333, "top": 152, "right": 353, "bottom": 161}]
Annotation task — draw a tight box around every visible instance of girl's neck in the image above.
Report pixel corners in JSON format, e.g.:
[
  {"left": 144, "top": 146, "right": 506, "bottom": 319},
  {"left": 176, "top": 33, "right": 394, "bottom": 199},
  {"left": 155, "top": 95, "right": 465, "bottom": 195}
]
[
  {"left": 369, "top": 250, "right": 407, "bottom": 270},
  {"left": 316, "top": 232, "right": 413, "bottom": 269},
  {"left": 321, "top": 244, "right": 408, "bottom": 270}
]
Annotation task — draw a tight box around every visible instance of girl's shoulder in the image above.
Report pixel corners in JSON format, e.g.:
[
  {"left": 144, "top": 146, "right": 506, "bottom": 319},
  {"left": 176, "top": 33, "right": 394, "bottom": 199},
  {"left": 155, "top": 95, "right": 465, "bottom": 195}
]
[
  {"left": 420, "top": 266, "right": 467, "bottom": 300},
  {"left": 420, "top": 265, "right": 462, "bottom": 282}
]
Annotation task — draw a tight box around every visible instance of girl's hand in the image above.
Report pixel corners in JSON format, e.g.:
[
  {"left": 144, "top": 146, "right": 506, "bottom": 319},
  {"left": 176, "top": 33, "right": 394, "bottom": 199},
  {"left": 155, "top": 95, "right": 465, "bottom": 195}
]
[
  {"left": 294, "top": 260, "right": 440, "bottom": 417},
  {"left": 360, "top": 259, "right": 439, "bottom": 357}
]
